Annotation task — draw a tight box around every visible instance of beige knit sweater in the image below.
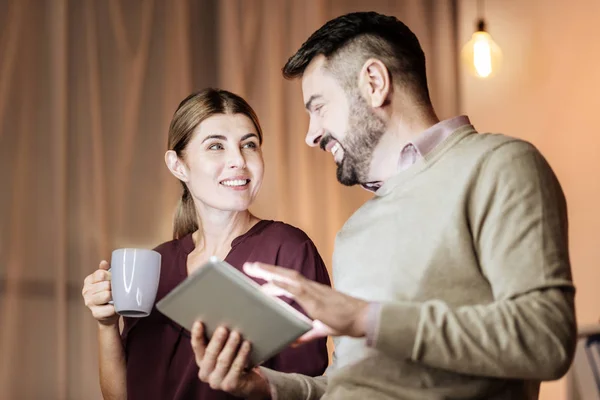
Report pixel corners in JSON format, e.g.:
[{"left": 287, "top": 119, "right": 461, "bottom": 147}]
[{"left": 261, "top": 126, "right": 576, "bottom": 400}]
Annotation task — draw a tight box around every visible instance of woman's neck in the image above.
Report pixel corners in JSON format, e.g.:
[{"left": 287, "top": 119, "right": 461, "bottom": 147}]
[{"left": 192, "top": 209, "right": 257, "bottom": 257}]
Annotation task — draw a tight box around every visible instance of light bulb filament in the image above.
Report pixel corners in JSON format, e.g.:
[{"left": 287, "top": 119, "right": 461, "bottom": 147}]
[
  {"left": 473, "top": 36, "right": 492, "bottom": 78},
  {"left": 461, "top": 29, "right": 502, "bottom": 79}
]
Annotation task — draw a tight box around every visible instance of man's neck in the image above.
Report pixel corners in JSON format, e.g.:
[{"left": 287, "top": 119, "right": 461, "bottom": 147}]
[{"left": 366, "top": 108, "right": 439, "bottom": 183}]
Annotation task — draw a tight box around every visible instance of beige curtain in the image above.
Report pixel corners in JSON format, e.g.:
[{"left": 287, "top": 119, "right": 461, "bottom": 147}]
[{"left": 0, "top": 0, "right": 457, "bottom": 398}]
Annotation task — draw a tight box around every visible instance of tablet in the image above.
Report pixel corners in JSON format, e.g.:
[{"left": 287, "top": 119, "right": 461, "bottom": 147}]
[{"left": 156, "top": 257, "right": 313, "bottom": 367}]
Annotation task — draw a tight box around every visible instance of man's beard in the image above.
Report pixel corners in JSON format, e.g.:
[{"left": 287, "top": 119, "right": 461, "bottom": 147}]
[{"left": 334, "top": 93, "right": 387, "bottom": 186}]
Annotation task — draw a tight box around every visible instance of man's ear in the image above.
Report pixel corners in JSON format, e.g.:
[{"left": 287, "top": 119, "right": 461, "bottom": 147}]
[
  {"left": 358, "top": 58, "right": 391, "bottom": 108},
  {"left": 164, "top": 150, "right": 189, "bottom": 182}
]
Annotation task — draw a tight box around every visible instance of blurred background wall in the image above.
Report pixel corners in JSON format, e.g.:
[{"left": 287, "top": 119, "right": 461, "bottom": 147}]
[{"left": 0, "top": 0, "right": 598, "bottom": 399}]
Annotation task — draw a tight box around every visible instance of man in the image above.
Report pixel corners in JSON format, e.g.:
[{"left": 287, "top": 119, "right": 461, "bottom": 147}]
[{"left": 189, "top": 11, "right": 576, "bottom": 400}]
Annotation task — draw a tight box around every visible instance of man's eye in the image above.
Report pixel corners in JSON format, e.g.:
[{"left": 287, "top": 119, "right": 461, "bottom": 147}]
[{"left": 208, "top": 143, "right": 224, "bottom": 150}]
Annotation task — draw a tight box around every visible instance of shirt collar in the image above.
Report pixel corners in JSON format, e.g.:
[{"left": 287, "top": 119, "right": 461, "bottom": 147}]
[
  {"left": 407, "top": 115, "right": 471, "bottom": 160},
  {"left": 361, "top": 115, "right": 472, "bottom": 193}
]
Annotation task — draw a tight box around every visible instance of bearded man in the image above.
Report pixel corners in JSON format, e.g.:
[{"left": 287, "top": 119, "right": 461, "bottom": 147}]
[{"left": 190, "top": 11, "right": 576, "bottom": 400}]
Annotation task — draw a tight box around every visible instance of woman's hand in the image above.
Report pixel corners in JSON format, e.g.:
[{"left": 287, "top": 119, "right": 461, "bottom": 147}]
[
  {"left": 191, "top": 321, "right": 271, "bottom": 400},
  {"left": 82, "top": 260, "right": 119, "bottom": 326}
]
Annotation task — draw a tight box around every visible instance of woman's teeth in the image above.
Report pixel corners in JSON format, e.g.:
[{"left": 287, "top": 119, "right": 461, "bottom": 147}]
[{"left": 221, "top": 179, "right": 249, "bottom": 187}]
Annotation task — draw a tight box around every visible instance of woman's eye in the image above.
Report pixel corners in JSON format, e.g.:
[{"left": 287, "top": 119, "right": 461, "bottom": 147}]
[
  {"left": 208, "top": 143, "right": 224, "bottom": 150},
  {"left": 242, "top": 142, "right": 257, "bottom": 149}
]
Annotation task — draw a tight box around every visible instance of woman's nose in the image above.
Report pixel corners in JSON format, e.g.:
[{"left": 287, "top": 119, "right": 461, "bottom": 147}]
[{"left": 227, "top": 149, "right": 246, "bottom": 169}]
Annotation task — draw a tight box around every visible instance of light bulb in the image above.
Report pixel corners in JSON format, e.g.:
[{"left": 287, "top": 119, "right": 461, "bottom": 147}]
[{"left": 461, "top": 20, "right": 502, "bottom": 79}]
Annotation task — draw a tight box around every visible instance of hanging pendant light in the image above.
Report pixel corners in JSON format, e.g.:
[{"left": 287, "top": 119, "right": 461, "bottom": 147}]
[{"left": 461, "top": 0, "right": 503, "bottom": 79}]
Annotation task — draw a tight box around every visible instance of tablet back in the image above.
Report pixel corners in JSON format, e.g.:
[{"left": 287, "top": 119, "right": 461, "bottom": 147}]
[{"left": 156, "top": 258, "right": 312, "bottom": 367}]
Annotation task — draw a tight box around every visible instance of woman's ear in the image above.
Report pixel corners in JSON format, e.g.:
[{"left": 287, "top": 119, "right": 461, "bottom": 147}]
[{"left": 164, "top": 150, "right": 189, "bottom": 182}]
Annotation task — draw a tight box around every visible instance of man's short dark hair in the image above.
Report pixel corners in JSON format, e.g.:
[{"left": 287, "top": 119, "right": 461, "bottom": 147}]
[{"left": 283, "top": 11, "right": 431, "bottom": 104}]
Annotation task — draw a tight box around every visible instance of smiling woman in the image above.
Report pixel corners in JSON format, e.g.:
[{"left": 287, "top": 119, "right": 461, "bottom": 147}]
[
  {"left": 167, "top": 117, "right": 265, "bottom": 245},
  {"left": 80, "top": 88, "right": 331, "bottom": 400},
  {"left": 165, "top": 90, "right": 265, "bottom": 242}
]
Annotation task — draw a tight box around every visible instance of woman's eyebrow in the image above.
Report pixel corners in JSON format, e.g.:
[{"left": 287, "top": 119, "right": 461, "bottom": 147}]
[
  {"left": 240, "top": 133, "right": 259, "bottom": 141},
  {"left": 201, "top": 134, "right": 227, "bottom": 143},
  {"left": 201, "top": 133, "right": 258, "bottom": 143}
]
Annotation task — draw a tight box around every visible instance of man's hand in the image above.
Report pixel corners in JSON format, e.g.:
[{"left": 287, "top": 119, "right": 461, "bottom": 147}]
[
  {"left": 191, "top": 321, "right": 271, "bottom": 399},
  {"left": 243, "top": 262, "right": 370, "bottom": 343}
]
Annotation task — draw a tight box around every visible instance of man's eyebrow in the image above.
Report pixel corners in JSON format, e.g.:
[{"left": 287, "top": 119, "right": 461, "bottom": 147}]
[{"left": 304, "top": 94, "right": 323, "bottom": 111}]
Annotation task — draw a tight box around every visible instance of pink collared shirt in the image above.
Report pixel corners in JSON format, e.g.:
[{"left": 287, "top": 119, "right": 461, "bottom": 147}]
[
  {"left": 362, "top": 116, "right": 471, "bottom": 193},
  {"left": 365, "top": 115, "right": 472, "bottom": 346},
  {"left": 398, "top": 115, "right": 471, "bottom": 171}
]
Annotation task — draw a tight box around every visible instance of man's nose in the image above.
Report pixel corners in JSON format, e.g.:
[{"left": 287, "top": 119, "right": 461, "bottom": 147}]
[
  {"left": 305, "top": 130, "right": 323, "bottom": 147},
  {"left": 306, "top": 120, "right": 324, "bottom": 147}
]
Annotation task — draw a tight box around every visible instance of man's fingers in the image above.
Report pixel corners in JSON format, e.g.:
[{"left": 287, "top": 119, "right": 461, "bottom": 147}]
[
  {"left": 261, "top": 280, "right": 320, "bottom": 315},
  {"left": 293, "top": 320, "right": 335, "bottom": 346},
  {"left": 243, "top": 262, "right": 302, "bottom": 287},
  {"left": 268, "top": 279, "right": 325, "bottom": 318},
  {"left": 293, "top": 329, "right": 324, "bottom": 346},
  {"left": 191, "top": 321, "right": 206, "bottom": 366},
  {"left": 259, "top": 282, "right": 295, "bottom": 299}
]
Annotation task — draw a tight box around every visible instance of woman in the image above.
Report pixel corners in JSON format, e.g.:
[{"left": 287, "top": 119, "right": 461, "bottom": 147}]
[{"left": 81, "top": 88, "right": 330, "bottom": 399}]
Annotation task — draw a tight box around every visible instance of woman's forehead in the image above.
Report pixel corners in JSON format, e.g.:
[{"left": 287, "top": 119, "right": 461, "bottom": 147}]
[{"left": 195, "top": 113, "right": 258, "bottom": 138}]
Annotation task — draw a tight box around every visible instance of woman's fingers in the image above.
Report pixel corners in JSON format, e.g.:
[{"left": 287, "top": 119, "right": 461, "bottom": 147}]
[
  {"left": 199, "top": 327, "right": 230, "bottom": 380},
  {"left": 191, "top": 321, "right": 207, "bottom": 365},
  {"left": 83, "top": 280, "right": 111, "bottom": 302},
  {"left": 83, "top": 269, "right": 110, "bottom": 289},
  {"left": 208, "top": 331, "right": 242, "bottom": 388},
  {"left": 91, "top": 304, "right": 117, "bottom": 319},
  {"left": 90, "top": 289, "right": 112, "bottom": 306},
  {"left": 81, "top": 263, "right": 119, "bottom": 325}
]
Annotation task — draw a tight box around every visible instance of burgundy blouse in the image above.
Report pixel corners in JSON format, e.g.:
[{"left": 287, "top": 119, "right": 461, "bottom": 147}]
[{"left": 121, "top": 220, "right": 331, "bottom": 400}]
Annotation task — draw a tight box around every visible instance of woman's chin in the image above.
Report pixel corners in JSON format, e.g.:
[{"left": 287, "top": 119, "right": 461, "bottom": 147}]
[{"left": 217, "top": 199, "right": 254, "bottom": 213}]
